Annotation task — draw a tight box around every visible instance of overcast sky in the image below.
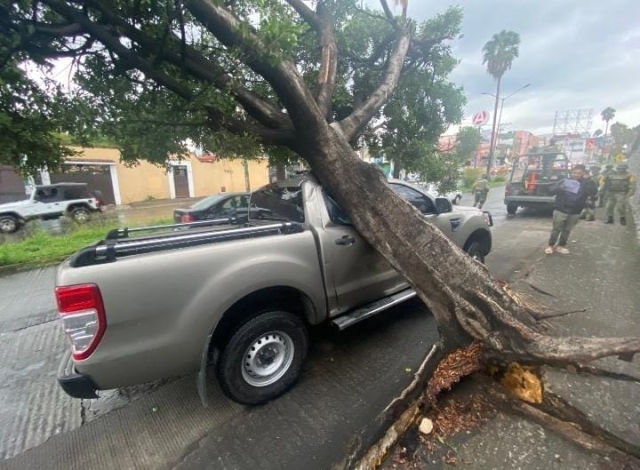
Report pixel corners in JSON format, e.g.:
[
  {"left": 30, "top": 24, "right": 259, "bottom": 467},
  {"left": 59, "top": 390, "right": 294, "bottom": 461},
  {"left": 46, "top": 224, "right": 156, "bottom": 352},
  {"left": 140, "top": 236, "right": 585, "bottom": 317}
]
[{"left": 368, "top": 0, "right": 640, "bottom": 136}]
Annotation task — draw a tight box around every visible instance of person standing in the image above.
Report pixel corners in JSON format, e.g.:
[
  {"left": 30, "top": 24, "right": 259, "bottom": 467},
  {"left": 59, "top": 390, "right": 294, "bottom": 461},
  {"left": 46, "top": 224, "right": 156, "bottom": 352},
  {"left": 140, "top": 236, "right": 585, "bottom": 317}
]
[
  {"left": 472, "top": 174, "right": 489, "bottom": 209},
  {"left": 604, "top": 163, "right": 637, "bottom": 225},
  {"left": 545, "top": 165, "right": 596, "bottom": 254},
  {"left": 598, "top": 164, "right": 614, "bottom": 207},
  {"left": 578, "top": 168, "right": 599, "bottom": 221}
]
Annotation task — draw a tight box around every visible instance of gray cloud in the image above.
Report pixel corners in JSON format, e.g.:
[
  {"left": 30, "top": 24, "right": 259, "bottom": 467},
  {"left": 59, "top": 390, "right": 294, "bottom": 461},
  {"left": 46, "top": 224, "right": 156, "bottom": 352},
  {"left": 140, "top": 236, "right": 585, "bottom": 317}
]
[{"left": 368, "top": 0, "right": 640, "bottom": 134}]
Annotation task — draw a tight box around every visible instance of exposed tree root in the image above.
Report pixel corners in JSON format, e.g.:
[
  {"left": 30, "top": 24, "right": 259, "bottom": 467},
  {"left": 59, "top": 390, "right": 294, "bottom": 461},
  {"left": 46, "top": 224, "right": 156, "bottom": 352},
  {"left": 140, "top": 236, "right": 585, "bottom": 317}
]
[
  {"left": 532, "top": 308, "right": 586, "bottom": 320},
  {"left": 566, "top": 363, "right": 640, "bottom": 384},
  {"left": 486, "top": 384, "right": 640, "bottom": 469},
  {"left": 538, "top": 391, "right": 640, "bottom": 459}
]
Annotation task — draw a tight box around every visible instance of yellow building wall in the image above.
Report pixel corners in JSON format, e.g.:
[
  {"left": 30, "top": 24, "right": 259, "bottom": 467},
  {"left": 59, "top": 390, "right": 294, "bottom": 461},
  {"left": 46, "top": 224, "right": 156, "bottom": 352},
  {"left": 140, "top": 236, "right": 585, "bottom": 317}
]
[
  {"left": 191, "top": 158, "right": 269, "bottom": 196},
  {"left": 69, "top": 147, "right": 269, "bottom": 204}
]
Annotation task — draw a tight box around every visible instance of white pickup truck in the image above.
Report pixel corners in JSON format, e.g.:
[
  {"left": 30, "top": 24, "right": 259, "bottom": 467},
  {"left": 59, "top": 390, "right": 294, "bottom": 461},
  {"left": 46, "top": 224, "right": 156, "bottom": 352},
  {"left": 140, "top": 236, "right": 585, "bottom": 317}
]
[{"left": 0, "top": 183, "right": 103, "bottom": 233}]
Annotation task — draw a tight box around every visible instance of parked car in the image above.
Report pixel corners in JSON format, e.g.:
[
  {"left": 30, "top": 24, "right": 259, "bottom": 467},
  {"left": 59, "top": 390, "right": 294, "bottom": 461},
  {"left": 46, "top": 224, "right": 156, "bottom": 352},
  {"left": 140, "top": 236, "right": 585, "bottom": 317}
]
[
  {"left": 0, "top": 183, "right": 103, "bottom": 234},
  {"left": 55, "top": 176, "right": 493, "bottom": 406},
  {"left": 420, "top": 182, "right": 462, "bottom": 205},
  {"left": 173, "top": 192, "right": 271, "bottom": 223},
  {"left": 504, "top": 152, "right": 570, "bottom": 214}
]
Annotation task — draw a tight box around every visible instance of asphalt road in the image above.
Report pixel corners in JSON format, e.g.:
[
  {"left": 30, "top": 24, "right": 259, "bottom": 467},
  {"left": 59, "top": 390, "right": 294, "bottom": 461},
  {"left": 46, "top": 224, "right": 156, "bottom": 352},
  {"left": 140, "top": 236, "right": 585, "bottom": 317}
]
[{"left": 0, "top": 188, "right": 554, "bottom": 470}]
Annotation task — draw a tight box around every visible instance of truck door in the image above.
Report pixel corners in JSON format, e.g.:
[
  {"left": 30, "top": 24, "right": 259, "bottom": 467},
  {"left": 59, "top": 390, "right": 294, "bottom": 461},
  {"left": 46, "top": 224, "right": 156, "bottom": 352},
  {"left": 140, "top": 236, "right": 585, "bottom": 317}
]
[
  {"left": 318, "top": 194, "right": 407, "bottom": 315},
  {"left": 389, "top": 183, "right": 460, "bottom": 245},
  {"left": 32, "top": 187, "right": 63, "bottom": 217}
]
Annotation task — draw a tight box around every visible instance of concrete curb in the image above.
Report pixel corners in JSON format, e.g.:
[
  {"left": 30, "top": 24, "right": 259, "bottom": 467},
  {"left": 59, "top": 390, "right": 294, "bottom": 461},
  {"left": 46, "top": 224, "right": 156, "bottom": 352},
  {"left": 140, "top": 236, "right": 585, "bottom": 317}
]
[{"left": 345, "top": 344, "right": 445, "bottom": 470}]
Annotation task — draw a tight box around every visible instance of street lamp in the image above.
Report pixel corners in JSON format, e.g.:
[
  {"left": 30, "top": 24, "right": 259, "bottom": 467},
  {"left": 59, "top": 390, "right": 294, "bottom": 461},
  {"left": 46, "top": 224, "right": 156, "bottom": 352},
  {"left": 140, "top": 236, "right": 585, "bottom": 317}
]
[{"left": 482, "top": 83, "right": 531, "bottom": 175}]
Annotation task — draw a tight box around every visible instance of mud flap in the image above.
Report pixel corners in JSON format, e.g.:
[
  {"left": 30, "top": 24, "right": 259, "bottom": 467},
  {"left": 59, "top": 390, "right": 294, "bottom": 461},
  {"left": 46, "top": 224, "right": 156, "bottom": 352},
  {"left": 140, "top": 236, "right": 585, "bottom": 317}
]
[{"left": 197, "top": 331, "right": 216, "bottom": 407}]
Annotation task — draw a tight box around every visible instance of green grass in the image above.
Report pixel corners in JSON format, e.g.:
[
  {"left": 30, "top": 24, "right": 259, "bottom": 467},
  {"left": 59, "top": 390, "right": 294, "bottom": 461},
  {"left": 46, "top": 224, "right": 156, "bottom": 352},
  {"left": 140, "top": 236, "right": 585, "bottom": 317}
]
[{"left": 0, "top": 218, "right": 173, "bottom": 268}]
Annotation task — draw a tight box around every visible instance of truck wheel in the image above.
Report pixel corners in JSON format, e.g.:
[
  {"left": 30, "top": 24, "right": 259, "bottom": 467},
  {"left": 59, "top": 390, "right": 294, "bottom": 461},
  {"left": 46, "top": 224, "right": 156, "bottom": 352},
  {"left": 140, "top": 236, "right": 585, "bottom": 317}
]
[
  {"left": 465, "top": 241, "right": 485, "bottom": 264},
  {"left": 0, "top": 215, "right": 19, "bottom": 234},
  {"left": 506, "top": 203, "right": 518, "bottom": 215},
  {"left": 217, "top": 310, "right": 309, "bottom": 405},
  {"left": 70, "top": 207, "right": 91, "bottom": 223}
]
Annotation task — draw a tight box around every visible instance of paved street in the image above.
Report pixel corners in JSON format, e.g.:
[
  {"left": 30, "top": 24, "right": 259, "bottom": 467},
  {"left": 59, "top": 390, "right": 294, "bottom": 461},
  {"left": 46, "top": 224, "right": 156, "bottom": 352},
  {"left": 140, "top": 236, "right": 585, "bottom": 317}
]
[{"left": 0, "top": 187, "right": 556, "bottom": 470}]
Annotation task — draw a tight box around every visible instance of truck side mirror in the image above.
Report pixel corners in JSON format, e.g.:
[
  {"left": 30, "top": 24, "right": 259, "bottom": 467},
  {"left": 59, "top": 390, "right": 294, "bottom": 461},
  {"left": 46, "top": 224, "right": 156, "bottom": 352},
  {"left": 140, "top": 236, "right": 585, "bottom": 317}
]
[{"left": 435, "top": 197, "right": 452, "bottom": 214}]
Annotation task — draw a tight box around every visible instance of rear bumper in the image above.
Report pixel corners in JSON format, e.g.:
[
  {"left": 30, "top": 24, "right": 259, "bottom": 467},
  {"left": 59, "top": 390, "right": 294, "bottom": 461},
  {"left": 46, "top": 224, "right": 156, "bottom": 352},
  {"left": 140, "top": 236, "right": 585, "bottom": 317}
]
[
  {"left": 504, "top": 196, "right": 555, "bottom": 205},
  {"left": 57, "top": 350, "right": 99, "bottom": 399}
]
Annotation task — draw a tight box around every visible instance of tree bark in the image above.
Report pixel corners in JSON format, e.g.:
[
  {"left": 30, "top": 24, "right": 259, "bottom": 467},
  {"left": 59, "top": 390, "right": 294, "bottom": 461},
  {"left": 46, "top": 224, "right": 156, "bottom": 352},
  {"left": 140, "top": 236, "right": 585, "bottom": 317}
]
[{"left": 292, "top": 122, "right": 640, "bottom": 365}]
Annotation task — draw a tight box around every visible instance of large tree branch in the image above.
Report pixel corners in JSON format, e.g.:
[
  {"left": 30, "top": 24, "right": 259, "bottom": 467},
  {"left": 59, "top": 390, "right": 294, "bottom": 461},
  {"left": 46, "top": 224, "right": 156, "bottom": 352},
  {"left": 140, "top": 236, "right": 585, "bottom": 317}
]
[
  {"left": 314, "top": 2, "right": 338, "bottom": 119},
  {"left": 339, "top": 29, "right": 410, "bottom": 141},
  {"left": 281, "top": 0, "right": 337, "bottom": 118},
  {"left": 205, "top": 107, "right": 294, "bottom": 146},
  {"left": 41, "top": 0, "right": 292, "bottom": 147},
  {"left": 83, "top": 0, "right": 291, "bottom": 131},
  {"left": 282, "top": 0, "right": 321, "bottom": 30},
  {"left": 186, "top": 0, "right": 326, "bottom": 134},
  {"left": 43, "top": 0, "right": 194, "bottom": 101}
]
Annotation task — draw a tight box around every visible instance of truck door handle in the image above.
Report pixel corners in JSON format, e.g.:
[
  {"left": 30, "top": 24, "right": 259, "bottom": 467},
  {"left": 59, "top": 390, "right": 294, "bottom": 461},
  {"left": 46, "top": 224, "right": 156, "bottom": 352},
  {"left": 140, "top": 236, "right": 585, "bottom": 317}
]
[{"left": 335, "top": 235, "right": 356, "bottom": 246}]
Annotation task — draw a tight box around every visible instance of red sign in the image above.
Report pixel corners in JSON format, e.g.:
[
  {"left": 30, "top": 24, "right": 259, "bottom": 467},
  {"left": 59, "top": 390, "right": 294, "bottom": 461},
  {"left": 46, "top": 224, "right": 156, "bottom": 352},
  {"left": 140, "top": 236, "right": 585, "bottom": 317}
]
[{"left": 472, "top": 110, "right": 489, "bottom": 126}]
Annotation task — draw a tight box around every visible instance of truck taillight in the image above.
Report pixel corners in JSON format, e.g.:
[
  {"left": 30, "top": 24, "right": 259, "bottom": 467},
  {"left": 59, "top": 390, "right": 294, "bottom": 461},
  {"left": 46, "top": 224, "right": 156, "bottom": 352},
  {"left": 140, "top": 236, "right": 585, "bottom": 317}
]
[
  {"left": 181, "top": 214, "right": 194, "bottom": 223},
  {"left": 55, "top": 284, "right": 106, "bottom": 361},
  {"left": 505, "top": 185, "right": 511, "bottom": 196}
]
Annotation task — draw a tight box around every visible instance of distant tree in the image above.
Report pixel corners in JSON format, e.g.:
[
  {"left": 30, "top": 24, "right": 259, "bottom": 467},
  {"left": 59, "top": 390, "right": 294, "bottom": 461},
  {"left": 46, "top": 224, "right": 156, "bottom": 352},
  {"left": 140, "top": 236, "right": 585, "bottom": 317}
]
[
  {"left": 455, "top": 126, "right": 482, "bottom": 166},
  {"left": 601, "top": 107, "right": 616, "bottom": 147},
  {"left": 482, "top": 30, "right": 520, "bottom": 175},
  {"left": 593, "top": 129, "right": 603, "bottom": 138}
]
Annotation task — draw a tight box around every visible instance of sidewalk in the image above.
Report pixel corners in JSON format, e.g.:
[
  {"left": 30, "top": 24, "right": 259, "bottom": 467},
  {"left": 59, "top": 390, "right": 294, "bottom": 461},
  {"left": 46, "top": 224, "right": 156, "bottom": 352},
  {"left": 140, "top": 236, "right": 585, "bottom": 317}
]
[{"left": 383, "top": 210, "right": 640, "bottom": 469}]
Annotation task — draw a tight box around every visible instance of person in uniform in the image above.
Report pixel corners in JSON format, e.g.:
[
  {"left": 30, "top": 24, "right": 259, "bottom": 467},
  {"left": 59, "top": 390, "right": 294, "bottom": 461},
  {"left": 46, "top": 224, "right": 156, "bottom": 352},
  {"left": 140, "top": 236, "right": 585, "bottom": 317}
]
[
  {"left": 604, "top": 163, "right": 637, "bottom": 225},
  {"left": 472, "top": 174, "right": 489, "bottom": 209},
  {"left": 598, "top": 164, "right": 614, "bottom": 207}
]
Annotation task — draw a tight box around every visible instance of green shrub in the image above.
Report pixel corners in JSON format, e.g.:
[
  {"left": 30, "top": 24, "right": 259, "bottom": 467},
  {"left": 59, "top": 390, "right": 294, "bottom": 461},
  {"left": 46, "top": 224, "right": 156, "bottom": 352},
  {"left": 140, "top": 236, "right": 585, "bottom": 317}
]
[
  {"left": 493, "top": 175, "right": 506, "bottom": 183},
  {"left": 462, "top": 168, "right": 483, "bottom": 188}
]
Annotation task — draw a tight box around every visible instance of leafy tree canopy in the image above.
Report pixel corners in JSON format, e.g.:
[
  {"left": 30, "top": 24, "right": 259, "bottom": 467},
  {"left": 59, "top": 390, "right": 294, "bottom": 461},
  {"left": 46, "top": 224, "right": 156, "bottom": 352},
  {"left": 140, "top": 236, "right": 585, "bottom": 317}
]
[{"left": 1, "top": 0, "right": 464, "bottom": 175}]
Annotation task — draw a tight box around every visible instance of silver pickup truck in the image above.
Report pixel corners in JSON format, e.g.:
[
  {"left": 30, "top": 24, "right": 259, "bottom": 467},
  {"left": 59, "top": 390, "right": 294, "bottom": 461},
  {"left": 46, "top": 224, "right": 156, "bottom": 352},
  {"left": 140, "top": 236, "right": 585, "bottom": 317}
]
[{"left": 56, "top": 175, "right": 493, "bottom": 405}]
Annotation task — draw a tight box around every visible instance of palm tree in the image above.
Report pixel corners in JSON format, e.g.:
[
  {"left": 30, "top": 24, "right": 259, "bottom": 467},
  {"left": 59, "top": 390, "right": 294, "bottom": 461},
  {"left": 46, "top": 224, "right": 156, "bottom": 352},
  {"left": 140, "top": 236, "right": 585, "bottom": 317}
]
[
  {"left": 482, "top": 30, "right": 520, "bottom": 176},
  {"left": 601, "top": 107, "right": 616, "bottom": 159}
]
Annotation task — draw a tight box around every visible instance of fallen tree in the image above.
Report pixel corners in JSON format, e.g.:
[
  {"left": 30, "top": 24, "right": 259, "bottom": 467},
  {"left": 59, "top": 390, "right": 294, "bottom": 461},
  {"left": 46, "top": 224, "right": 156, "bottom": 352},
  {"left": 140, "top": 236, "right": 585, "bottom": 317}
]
[{"left": 2, "top": 0, "right": 639, "bottom": 458}]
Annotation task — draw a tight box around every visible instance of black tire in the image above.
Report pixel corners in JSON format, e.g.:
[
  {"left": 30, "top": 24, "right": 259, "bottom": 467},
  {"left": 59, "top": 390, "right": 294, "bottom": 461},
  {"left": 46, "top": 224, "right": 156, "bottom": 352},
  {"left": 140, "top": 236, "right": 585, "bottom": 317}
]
[
  {"left": 506, "top": 203, "right": 518, "bottom": 215},
  {"left": 465, "top": 240, "right": 486, "bottom": 264},
  {"left": 0, "top": 215, "right": 19, "bottom": 234},
  {"left": 70, "top": 207, "right": 91, "bottom": 223},
  {"left": 217, "top": 310, "right": 309, "bottom": 405}
]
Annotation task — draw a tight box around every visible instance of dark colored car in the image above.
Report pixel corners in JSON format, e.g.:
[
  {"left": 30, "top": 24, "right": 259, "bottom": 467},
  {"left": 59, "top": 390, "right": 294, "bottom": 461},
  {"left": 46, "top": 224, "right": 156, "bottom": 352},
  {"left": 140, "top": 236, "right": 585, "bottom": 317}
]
[{"left": 173, "top": 192, "right": 270, "bottom": 223}]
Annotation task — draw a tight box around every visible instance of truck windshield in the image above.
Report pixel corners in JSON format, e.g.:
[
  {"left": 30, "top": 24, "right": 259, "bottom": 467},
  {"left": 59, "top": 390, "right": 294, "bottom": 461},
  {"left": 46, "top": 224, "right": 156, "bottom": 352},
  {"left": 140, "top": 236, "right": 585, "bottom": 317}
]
[
  {"left": 250, "top": 186, "right": 305, "bottom": 223},
  {"left": 510, "top": 153, "right": 569, "bottom": 182}
]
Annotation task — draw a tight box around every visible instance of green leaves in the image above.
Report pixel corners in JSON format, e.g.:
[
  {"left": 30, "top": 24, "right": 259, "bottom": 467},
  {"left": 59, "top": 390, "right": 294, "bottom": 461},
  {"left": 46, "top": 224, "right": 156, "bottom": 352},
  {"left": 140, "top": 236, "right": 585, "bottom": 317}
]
[{"left": 482, "top": 30, "right": 520, "bottom": 80}]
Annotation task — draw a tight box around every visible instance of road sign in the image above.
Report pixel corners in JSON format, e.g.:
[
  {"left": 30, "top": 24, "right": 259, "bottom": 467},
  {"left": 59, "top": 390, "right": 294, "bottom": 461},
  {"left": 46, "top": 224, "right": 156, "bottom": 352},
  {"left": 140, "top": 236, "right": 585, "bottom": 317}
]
[
  {"left": 614, "top": 153, "right": 626, "bottom": 162},
  {"left": 472, "top": 110, "right": 489, "bottom": 127}
]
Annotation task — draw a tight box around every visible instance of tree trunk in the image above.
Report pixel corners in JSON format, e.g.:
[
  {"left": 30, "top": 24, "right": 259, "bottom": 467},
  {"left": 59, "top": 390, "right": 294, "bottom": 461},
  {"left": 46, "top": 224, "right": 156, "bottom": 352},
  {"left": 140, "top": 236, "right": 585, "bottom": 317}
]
[
  {"left": 276, "top": 162, "right": 287, "bottom": 181},
  {"left": 392, "top": 158, "right": 401, "bottom": 179},
  {"left": 293, "top": 122, "right": 640, "bottom": 364}
]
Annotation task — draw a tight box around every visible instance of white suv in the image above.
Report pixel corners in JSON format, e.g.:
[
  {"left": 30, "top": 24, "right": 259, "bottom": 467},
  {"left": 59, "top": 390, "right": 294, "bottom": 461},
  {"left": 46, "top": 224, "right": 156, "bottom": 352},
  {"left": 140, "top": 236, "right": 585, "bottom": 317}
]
[{"left": 0, "top": 183, "right": 103, "bottom": 234}]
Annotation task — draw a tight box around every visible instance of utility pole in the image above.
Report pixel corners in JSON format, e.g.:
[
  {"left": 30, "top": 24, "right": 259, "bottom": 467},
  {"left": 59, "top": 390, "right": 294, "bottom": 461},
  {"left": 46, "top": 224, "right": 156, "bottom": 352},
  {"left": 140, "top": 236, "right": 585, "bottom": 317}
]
[{"left": 482, "top": 83, "right": 531, "bottom": 177}]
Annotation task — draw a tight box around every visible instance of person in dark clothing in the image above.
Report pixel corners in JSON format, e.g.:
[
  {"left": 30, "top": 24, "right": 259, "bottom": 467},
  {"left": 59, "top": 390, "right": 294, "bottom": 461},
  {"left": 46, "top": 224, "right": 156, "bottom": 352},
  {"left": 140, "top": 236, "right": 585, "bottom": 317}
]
[
  {"left": 545, "top": 165, "right": 597, "bottom": 254},
  {"left": 578, "top": 169, "right": 599, "bottom": 221}
]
